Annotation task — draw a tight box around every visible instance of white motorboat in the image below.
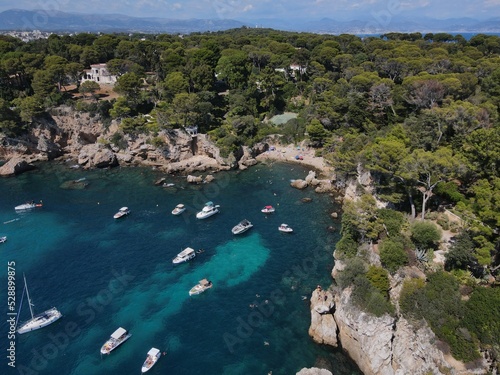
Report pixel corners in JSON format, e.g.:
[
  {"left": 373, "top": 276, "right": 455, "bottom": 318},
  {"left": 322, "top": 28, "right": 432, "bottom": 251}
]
[
  {"left": 15, "top": 201, "right": 43, "bottom": 211},
  {"left": 171, "top": 204, "right": 186, "bottom": 215},
  {"left": 196, "top": 201, "right": 219, "bottom": 219},
  {"left": 232, "top": 219, "right": 253, "bottom": 235},
  {"left": 278, "top": 223, "right": 293, "bottom": 233},
  {"left": 113, "top": 207, "right": 130, "bottom": 219},
  {"left": 189, "top": 279, "right": 213, "bottom": 296},
  {"left": 16, "top": 274, "right": 62, "bottom": 334},
  {"left": 100, "top": 327, "right": 132, "bottom": 355},
  {"left": 261, "top": 205, "right": 275, "bottom": 213},
  {"left": 172, "top": 247, "right": 196, "bottom": 264},
  {"left": 0, "top": 236, "right": 6, "bottom": 243},
  {"left": 141, "top": 347, "right": 161, "bottom": 373}
]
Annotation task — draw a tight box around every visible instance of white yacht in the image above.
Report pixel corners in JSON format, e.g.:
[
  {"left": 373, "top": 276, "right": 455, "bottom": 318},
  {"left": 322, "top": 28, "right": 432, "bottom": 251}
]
[
  {"left": 171, "top": 204, "right": 186, "bottom": 215},
  {"left": 16, "top": 274, "right": 62, "bottom": 334},
  {"left": 113, "top": 207, "right": 130, "bottom": 219},
  {"left": 15, "top": 201, "right": 42, "bottom": 211},
  {"left": 100, "top": 327, "right": 132, "bottom": 355},
  {"left": 0, "top": 236, "right": 6, "bottom": 243},
  {"left": 141, "top": 347, "right": 161, "bottom": 373},
  {"left": 189, "top": 279, "right": 213, "bottom": 296},
  {"left": 172, "top": 247, "right": 196, "bottom": 264},
  {"left": 232, "top": 219, "right": 253, "bottom": 235},
  {"left": 196, "top": 201, "right": 219, "bottom": 219},
  {"left": 261, "top": 205, "right": 275, "bottom": 214},
  {"left": 278, "top": 223, "right": 293, "bottom": 233}
]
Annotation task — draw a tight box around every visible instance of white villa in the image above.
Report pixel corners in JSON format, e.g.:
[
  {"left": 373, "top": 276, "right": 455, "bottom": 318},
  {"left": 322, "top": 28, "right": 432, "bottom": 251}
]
[
  {"left": 82, "top": 63, "right": 117, "bottom": 85},
  {"left": 275, "top": 64, "right": 307, "bottom": 78}
]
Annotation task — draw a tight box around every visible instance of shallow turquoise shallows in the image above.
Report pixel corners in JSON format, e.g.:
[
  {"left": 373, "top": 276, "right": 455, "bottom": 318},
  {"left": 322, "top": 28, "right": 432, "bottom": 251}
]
[{"left": 0, "top": 162, "right": 360, "bottom": 375}]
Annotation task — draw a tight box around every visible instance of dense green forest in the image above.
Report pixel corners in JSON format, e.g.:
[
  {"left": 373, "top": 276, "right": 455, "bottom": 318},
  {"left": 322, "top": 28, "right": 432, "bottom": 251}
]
[{"left": 1, "top": 28, "right": 499, "bottom": 366}]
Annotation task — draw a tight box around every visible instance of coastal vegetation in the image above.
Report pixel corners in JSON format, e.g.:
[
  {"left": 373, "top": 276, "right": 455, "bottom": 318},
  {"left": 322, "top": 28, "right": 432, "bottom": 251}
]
[{"left": 0, "top": 28, "right": 499, "bottom": 367}]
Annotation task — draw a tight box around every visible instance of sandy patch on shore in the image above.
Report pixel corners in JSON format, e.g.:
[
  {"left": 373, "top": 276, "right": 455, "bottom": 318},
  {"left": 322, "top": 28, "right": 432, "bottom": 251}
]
[{"left": 255, "top": 144, "right": 333, "bottom": 177}]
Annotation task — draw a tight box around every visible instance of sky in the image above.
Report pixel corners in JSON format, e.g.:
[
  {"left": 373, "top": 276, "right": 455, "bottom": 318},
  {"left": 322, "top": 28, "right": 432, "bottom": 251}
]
[{"left": 0, "top": 0, "right": 499, "bottom": 21}]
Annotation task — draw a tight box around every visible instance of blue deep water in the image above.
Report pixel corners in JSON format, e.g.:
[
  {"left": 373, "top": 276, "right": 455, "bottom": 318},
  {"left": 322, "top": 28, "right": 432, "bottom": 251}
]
[{"left": 0, "top": 162, "right": 361, "bottom": 375}]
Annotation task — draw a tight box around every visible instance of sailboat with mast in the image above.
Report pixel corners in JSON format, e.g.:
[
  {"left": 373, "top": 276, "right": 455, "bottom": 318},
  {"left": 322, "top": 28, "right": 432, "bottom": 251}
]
[{"left": 16, "top": 274, "right": 62, "bottom": 334}]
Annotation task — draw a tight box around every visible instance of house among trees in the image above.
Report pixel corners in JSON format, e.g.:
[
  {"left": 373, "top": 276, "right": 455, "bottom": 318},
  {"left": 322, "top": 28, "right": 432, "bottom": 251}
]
[
  {"left": 82, "top": 63, "right": 117, "bottom": 85},
  {"left": 275, "top": 64, "right": 307, "bottom": 79}
]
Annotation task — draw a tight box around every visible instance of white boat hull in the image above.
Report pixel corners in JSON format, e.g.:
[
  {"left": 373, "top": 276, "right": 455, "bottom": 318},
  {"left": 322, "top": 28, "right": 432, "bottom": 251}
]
[
  {"left": 189, "top": 285, "right": 212, "bottom": 295},
  {"left": 172, "top": 247, "right": 196, "bottom": 264},
  {"left": 17, "top": 308, "right": 62, "bottom": 334},
  {"left": 231, "top": 221, "right": 253, "bottom": 235},
  {"left": 172, "top": 208, "right": 186, "bottom": 215},
  {"left": 100, "top": 333, "right": 132, "bottom": 354},
  {"left": 141, "top": 352, "right": 160, "bottom": 373},
  {"left": 232, "top": 227, "right": 250, "bottom": 235},
  {"left": 196, "top": 208, "right": 219, "bottom": 219},
  {"left": 15, "top": 204, "right": 37, "bottom": 211}
]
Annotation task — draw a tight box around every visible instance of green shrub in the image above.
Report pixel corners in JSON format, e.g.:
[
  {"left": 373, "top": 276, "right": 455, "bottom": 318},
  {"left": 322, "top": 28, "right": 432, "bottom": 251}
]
[
  {"left": 463, "top": 287, "right": 500, "bottom": 347},
  {"left": 335, "top": 233, "right": 358, "bottom": 259},
  {"left": 444, "top": 231, "right": 475, "bottom": 271},
  {"left": 352, "top": 276, "right": 394, "bottom": 317},
  {"left": 336, "top": 257, "right": 366, "bottom": 289},
  {"left": 410, "top": 221, "right": 442, "bottom": 250},
  {"left": 150, "top": 136, "right": 165, "bottom": 148},
  {"left": 379, "top": 237, "right": 409, "bottom": 273},
  {"left": 110, "top": 132, "right": 127, "bottom": 150},
  {"left": 377, "top": 208, "right": 405, "bottom": 237},
  {"left": 399, "top": 271, "right": 481, "bottom": 362},
  {"left": 366, "top": 266, "right": 390, "bottom": 297},
  {"left": 437, "top": 215, "right": 450, "bottom": 230},
  {"left": 399, "top": 278, "right": 426, "bottom": 315}
]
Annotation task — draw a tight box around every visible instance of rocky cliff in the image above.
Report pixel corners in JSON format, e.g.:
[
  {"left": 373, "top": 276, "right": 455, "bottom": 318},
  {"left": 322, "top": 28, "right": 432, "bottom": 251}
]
[
  {"left": 307, "top": 170, "right": 495, "bottom": 375},
  {"left": 0, "top": 106, "right": 258, "bottom": 176},
  {"left": 308, "top": 268, "right": 493, "bottom": 375}
]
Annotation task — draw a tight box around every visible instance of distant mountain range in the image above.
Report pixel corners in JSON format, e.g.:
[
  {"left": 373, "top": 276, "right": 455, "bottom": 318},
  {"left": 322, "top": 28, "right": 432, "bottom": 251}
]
[{"left": 0, "top": 9, "right": 499, "bottom": 34}]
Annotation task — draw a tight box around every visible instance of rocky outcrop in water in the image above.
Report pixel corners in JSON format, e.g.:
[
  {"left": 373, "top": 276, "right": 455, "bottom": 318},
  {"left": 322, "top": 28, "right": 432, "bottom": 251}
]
[
  {"left": 0, "top": 156, "right": 36, "bottom": 176},
  {"left": 290, "top": 170, "right": 335, "bottom": 193},
  {"left": 308, "top": 288, "right": 337, "bottom": 347},
  {"left": 296, "top": 368, "right": 333, "bottom": 375}
]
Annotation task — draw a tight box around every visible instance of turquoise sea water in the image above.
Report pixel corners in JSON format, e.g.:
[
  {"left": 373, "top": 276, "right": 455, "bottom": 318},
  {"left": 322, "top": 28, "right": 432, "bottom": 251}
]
[{"left": 0, "top": 162, "right": 360, "bottom": 375}]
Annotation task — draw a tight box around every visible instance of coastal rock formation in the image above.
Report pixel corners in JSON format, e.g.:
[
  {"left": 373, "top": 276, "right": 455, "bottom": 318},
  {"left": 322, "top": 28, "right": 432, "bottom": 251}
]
[
  {"left": 291, "top": 179, "right": 308, "bottom": 189},
  {"left": 290, "top": 170, "right": 335, "bottom": 192},
  {"left": 167, "top": 155, "right": 222, "bottom": 173},
  {"left": 203, "top": 174, "right": 215, "bottom": 183},
  {"left": 187, "top": 175, "right": 203, "bottom": 184},
  {"left": 238, "top": 146, "right": 258, "bottom": 170},
  {"left": 0, "top": 106, "right": 250, "bottom": 175},
  {"left": 334, "top": 288, "right": 395, "bottom": 375},
  {"left": 78, "top": 144, "right": 117, "bottom": 168},
  {"left": 308, "top": 288, "right": 338, "bottom": 347},
  {"left": 296, "top": 368, "right": 333, "bottom": 375},
  {"left": 309, "top": 267, "right": 492, "bottom": 375},
  {"left": 305, "top": 170, "right": 316, "bottom": 184},
  {"left": 0, "top": 157, "right": 36, "bottom": 176},
  {"left": 315, "top": 180, "right": 335, "bottom": 193}
]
